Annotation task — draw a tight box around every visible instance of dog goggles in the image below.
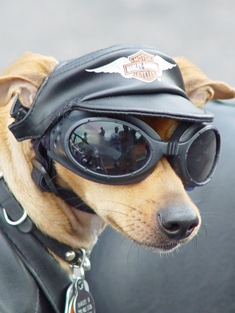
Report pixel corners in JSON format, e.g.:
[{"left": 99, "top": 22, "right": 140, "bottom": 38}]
[{"left": 47, "top": 110, "right": 220, "bottom": 187}]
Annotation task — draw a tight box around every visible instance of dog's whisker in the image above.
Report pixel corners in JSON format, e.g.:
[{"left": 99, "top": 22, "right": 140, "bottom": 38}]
[
  {"left": 137, "top": 245, "right": 142, "bottom": 267},
  {"left": 201, "top": 211, "right": 230, "bottom": 221},
  {"left": 117, "top": 224, "right": 137, "bottom": 231},
  {"left": 98, "top": 200, "right": 146, "bottom": 214},
  {"left": 190, "top": 235, "right": 198, "bottom": 249},
  {"left": 175, "top": 246, "right": 181, "bottom": 255},
  {"left": 126, "top": 241, "right": 136, "bottom": 267},
  {"left": 198, "top": 223, "right": 208, "bottom": 239},
  {"left": 94, "top": 208, "right": 129, "bottom": 216}
]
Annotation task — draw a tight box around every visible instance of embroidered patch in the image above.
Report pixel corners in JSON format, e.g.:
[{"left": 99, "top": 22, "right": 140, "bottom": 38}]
[{"left": 86, "top": 50, "right": 176, "bottom": 83}]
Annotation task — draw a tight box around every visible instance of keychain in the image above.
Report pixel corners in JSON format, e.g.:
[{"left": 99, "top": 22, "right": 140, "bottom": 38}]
[{"left": 64, "top": 249, "right": 96, "bottom": 313}]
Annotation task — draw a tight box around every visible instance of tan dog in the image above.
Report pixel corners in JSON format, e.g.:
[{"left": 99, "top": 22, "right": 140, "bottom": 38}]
[{"left": 0, "top": 51, "right": 234, "bottom": 278}]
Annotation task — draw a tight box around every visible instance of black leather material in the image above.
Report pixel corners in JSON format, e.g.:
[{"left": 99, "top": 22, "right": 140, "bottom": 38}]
[
  {"left": 0, "top": 209, "right": 72, "bottom": 313},
  {"left": 9, "top": 45, "right": 214, "bottom": 141},
  {"left": 86, "top": 100, "right": 235, "bottom": 313},
  {"left": 0, "top": 176, "right": 88, "bottom": 266},
  {"left": 0, "top": 229, "right": 54, "bottom": 313}
]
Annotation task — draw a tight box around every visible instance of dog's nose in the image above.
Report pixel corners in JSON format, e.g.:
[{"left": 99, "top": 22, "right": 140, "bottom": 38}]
[{"left": 157, "top": 206, "right": 199, "bottom": 240}]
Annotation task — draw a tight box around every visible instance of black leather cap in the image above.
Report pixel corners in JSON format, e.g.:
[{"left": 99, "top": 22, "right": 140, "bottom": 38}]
[{"left": 9, "top": 45, "right": 214, "bottom": 141}]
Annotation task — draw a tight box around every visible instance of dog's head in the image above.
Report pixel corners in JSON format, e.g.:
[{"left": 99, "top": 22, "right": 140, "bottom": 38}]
[{"left": 0, "top": 46, "right": 234, "bottom": 261}]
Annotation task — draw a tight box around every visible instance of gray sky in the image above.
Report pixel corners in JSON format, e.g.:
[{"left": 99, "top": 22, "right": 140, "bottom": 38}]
[{"left": 1, "top": 1, "right": 235, "bottom": 87}]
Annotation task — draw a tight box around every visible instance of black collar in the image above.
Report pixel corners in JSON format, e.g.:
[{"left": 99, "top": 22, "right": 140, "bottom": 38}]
[{"left": 0, "top": 174, "right": 90, "bottom": 312}]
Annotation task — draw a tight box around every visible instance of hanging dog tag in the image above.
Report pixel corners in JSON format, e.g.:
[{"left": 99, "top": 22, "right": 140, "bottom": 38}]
[{"left": 73, "top": 278, "right": 96, "bottom": 313}]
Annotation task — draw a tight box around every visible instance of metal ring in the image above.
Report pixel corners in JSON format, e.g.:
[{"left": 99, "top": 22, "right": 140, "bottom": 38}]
[{"left": 3, "top": 208, "right": 28, "bottom": 226}]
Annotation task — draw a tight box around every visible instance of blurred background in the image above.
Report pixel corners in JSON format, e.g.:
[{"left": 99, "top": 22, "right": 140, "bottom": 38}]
[{"left": 1, "top": 0, "right": 235, "bottom": 87}]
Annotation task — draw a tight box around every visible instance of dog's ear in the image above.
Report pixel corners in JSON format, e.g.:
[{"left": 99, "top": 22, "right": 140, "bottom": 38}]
[
  {"left": 174, "top": 56, "right": 235, "bottom": 107},
  {"left": 0, "top": 52, "right": 58, "bottom": 108}
]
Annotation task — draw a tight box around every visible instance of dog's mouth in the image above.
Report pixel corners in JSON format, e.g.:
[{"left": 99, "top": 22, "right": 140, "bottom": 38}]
[
  {"left": 133, "top": 239, "right": 180, "bottom": 253},
  {"left": 153, "top": 242, "right": 179, "bottom": 252},
  {"left": 104, "top": 207, "right": 199, "bottom": 253}
]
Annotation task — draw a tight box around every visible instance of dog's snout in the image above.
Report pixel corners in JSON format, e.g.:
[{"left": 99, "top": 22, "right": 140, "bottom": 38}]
[{"left": 157, "top": 206, "right": 199, "bottom": 240}]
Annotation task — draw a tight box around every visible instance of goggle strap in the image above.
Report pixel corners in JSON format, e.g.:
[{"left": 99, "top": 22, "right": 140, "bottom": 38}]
[
  {"left": 56, "top": 187, "right": 96, "bottom": 214},
  {"left": 32, "top": 159, "right": 96, "bottom": 214},
  {"left": 31, "top": 139, "right": 96, "bottom": 214},
  {"left": 10, "top": 94, "right": 29, "bottom": 123}
]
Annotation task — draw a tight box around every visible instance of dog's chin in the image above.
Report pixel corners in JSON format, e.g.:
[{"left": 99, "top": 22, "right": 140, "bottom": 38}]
[
  {"left": 132, "top": 235, "right": 196, "bottom": 253},
  {"left": 136, "top": 241, "right": 180, "bottom": 253}
]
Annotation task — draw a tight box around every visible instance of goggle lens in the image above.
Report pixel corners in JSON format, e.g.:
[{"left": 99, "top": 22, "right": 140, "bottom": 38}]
[
  {"left": 54, "top": 113, "right": 220, "bottom": 186},
  {"left": 69, "top": 120, "right": 151, "bottom": 176},
  {"left": 187, "top": 129, "right": 217, "bottom": 183}
]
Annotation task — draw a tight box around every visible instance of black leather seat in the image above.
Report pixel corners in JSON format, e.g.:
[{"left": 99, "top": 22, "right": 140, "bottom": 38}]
[{"left": 86, "top": 100, "right": 235, "bottom": 313}]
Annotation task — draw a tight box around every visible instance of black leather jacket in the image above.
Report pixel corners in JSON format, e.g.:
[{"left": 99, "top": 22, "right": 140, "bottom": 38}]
[
  {"left": 0, "top": 211, "right": 71, "bottom": 313},
  {"left": 0, "top": 229, "right": 54, "bottom": 313}
]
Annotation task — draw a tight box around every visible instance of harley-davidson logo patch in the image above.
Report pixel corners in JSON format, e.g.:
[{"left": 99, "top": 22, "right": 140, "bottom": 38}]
[{"left": 86, "top": 50, "right": 176, "bottom": 83}]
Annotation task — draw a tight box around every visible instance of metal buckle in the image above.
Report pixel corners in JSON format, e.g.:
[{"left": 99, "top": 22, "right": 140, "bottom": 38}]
[{"left": 3, "top": 208, "right": 28, "bottom": 226}]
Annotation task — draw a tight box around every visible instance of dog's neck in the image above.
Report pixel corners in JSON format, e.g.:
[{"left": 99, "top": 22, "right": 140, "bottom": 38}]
[
  {"left": 0, "top": 173, "right": 105, "bottom": 282},
  {"left": 0, "top": 174, "right": 92, "bottom": 267},
  {"left": 0, "top": 141, "right": 105, "bottom": 272}
]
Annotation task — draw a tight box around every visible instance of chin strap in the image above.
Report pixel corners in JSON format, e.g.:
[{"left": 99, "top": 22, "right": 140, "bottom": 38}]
[{"left": 31, "top": 137, "right": 96, "bottom": 215}]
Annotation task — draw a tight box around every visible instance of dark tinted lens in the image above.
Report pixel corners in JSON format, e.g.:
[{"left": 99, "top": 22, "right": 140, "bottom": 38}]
[
  {"left": 187, "top": 129, "right": 217, "bottom": 183},
  {"left": 69, "top": 120, "right": 151, "bottom": 176}
]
